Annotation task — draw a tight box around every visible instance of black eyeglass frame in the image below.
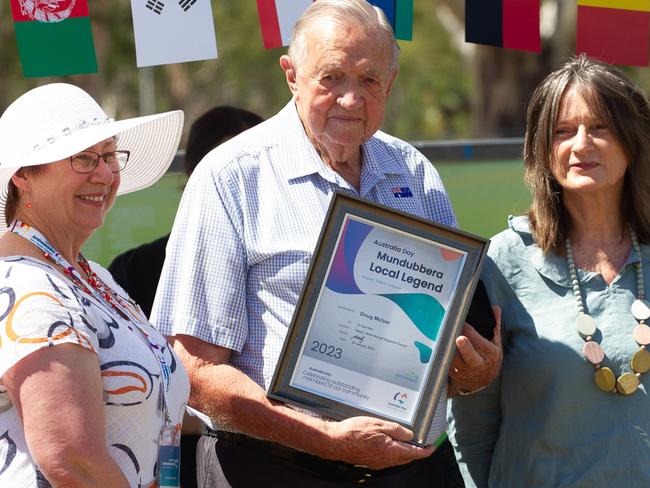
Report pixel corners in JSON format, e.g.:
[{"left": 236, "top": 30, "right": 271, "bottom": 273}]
[{"left": 69, "top": 150, "right": 131, "bottom": 174}]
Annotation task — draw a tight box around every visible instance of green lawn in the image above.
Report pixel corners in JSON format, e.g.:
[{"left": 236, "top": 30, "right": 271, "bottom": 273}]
[
  {"left": 83, "top": 173, "right": 185, "bottom": 267},
  {"left": 437, "top": 159, "right": 531, "bottom": 239},
  {"left": 84, "top": 160, "right": 532, "bottom": 266}
]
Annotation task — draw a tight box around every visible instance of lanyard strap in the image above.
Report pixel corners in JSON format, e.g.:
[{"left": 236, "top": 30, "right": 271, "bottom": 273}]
[
  {"left": 10, "top": 221, "right": 133, "bottom": 316},
  {"left": 10, "top": 220, "right": 173, "bottom": 421}
]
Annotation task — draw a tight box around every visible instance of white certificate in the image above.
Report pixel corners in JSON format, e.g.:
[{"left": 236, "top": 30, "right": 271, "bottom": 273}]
[
  {"left": 290, "top": 214, "right": 466, "bottom": 423},
  {"left": 269, "top": 193, "right": 488, "bottom": 445}
]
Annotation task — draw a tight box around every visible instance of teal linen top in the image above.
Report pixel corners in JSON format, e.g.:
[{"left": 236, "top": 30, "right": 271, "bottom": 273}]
[{"left": 448, "top": 216, "right": 650, "bottom": 488}]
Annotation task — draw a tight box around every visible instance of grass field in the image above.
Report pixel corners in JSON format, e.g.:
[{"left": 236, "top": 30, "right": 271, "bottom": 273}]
[
  {"left": 437, "top": 159, "right": 531, "bottom": 238},
  {"left": 83, "top": 160, "right": 532, "bottom": 266}
]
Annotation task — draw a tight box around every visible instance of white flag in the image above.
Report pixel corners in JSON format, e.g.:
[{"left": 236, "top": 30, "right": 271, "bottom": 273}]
[
  {"left": 131, "top": 0, "right": 218, "bottom": 67},
  {"left": 257, "top": 0, "right": 314, "bottom": 48},
  {"left": 276, "top": 0, "right": 313, "bottom": 46}
]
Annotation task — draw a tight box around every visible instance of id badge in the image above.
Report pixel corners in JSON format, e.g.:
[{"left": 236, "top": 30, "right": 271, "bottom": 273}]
[{"left": 158, "top": 423, "right": 181, "bottom": 488}]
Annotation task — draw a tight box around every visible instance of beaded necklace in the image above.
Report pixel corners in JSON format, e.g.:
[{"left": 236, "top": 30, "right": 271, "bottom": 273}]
[
  {"left": 566, "top": 226, "right": 650, "bottom": 395},
  {"left": 9, "top": 220, "right": 145, "bottom": 323},
  {"left": 9, "top": 219, "right": 171, "bottom": 394}
]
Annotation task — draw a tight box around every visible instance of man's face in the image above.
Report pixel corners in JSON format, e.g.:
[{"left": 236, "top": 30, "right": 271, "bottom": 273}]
[{"left": 283, "top": 23, "right": 396, "bottom": 159}]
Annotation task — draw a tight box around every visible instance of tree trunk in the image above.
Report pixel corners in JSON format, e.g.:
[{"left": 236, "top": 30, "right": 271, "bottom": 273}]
[{"left": 435, "top": 0, "right": 575, "bottom": 137}]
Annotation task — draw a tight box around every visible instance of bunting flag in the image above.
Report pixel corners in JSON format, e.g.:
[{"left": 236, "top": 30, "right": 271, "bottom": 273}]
[
  {"left": 256, "top": 0, "right": 413, "bottom": 49},
  {"left": 10, "top": 0, "right": 98, "bottom": 77},
  {"left": 577, "top": 1, "right": 650, "bottom": 67},
  {"left": 130, "top": 0, "right": 218, "bottom": 67},
  {"left": 256, "top": 0, "right": 313, "bottom": 49},
  {"left": 465, "top": 0, "right": 540, "bottom": 52},
  {"left": 368, "top": 0, "right": 414, "bottom": 41}
]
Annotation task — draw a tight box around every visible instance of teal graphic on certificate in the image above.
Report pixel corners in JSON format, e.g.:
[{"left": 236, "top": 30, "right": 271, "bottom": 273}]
[{"left": 290, "top": 215, "right": 466, "bottom": 423}]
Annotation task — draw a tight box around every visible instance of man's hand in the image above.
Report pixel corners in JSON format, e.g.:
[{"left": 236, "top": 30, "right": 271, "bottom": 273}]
[
  {"left": 172, "top": 334, "right": 432, "bottom": 469},
  {"left": 321, "top": 416, "right": 434, "bottom": 470},
  {"left": 448, "top": 305, "right": 502, "bottom": 396}
]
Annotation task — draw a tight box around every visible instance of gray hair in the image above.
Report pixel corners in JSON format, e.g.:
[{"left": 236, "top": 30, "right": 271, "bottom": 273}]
[
  {"left": 524, "top": 54, "right": 650, "bottom": 252},
  {"left": 288, "top": 0, "right": 399, "bottom": 72}
]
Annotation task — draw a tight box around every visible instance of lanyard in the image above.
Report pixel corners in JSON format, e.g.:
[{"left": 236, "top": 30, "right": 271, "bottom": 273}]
[{"left": 10, "top": 220, "right": 173, "bottom": 422}]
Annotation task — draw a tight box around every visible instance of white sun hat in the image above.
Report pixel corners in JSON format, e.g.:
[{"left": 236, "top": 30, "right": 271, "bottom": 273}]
[{"left": 0, "top": 83, "right": 184, "bottom": 233}]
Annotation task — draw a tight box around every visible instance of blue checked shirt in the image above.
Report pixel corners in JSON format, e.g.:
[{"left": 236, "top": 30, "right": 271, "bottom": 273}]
[{"left": 151, "top": 101, "right": 456, "bottom": 434}]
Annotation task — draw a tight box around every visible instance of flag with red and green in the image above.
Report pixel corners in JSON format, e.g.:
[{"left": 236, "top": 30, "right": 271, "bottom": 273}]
[{"left": 10, "top": 0, "right": 98, "bottom": 77}]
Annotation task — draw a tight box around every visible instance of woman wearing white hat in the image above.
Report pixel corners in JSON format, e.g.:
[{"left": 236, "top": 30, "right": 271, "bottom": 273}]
[{"left": 0, "top": 84, "right": 189, "bottom": 487}]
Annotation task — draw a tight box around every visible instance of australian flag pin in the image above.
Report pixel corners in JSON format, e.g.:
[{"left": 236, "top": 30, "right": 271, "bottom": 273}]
[{"left": 392, "top": 187, "right": 413, "bottom": 198}]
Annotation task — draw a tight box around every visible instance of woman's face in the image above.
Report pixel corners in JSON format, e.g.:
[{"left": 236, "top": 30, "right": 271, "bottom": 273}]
[
  {"left": 22, "top": 138, "right": 121, "bottom": 238},
  {"left": 551, "top": 87, "right": 629, "bottom": 198}
]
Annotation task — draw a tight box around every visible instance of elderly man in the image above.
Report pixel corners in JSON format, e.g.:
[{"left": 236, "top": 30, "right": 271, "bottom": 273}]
[{"left": 152, "top": 0, "right": 501, "bottom": 486}]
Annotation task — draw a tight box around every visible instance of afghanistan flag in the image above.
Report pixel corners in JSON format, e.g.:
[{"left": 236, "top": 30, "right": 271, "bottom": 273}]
[
  {"left": 577, "top": 0, "right": 650, "bottom": 67},
  {"left": 465, "top": 0, "right": 540, "bottom": 52},
  {"left": 10, "top": 0, "right": 97, "bottom": 78}
]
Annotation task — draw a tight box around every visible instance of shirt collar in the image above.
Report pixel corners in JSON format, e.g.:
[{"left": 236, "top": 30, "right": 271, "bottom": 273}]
[
  {"left": 362, "top": 136, "right": 407, "bottom": 177},
  {"left": 510, "top": 215, "right": 644, "bottom": 288},
  {"left": 277, "top": 101, "right": 407, "bottom": 186},
  {"left": 277, "top": 101, "right": 338, "bottom": 183}
]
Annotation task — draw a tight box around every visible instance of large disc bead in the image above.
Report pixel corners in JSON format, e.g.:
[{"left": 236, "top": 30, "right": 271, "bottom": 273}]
[
  {"left": 616, "top": 372, "right": 640, "bottom": 395},
  {"left": 583, "top": 341, "right": 605, "bottom": 365},
  {"left": 576, "top": 313, "right": 597, "bottom": 338},
  {"left": 594, "top": 367, "right": 616, "bottom": 393}
]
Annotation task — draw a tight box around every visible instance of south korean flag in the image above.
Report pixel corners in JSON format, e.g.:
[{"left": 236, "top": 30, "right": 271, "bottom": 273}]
[{"left": 131, "top": 0, "right": 217, "bottom": 67}]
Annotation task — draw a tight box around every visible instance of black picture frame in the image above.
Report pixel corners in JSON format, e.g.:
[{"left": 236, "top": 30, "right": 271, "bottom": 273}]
[{"left": 268, "top": 192, "right": 489, "bottom": 446}]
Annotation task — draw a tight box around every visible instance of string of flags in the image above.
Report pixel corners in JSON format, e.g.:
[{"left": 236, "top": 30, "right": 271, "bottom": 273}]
[
  {"left": 465, "top": 0, "right": 540, "bottom": 52},
  {"left": 465, "top": 0, "right": 650, "bottom": 67},
  {"left": 4, "top": 1, "right": 650, "bottom": 78},
  {"left": 256, "top": 0, "right": 413, "bottom": 49}
]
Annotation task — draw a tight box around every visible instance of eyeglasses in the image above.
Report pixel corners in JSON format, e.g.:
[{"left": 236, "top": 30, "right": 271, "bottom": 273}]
[{"left": 69, "top": 150, "right": 130, "bottom": 174}]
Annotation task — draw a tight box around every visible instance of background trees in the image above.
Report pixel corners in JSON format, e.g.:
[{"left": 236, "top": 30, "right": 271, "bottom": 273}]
[{"left": 0, "top": 1, "right": 648, "bottom": 142}]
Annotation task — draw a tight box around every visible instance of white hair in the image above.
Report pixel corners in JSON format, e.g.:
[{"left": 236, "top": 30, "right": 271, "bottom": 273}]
[{"left": 288, "top": 0, "right": 400, "bottom": 72}]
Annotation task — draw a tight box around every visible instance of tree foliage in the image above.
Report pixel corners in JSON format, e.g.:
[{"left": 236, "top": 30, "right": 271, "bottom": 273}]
[
  {"left": 434, "top": 0, "right": 650, "bottom": 137},
  {"left": 1, "top": 1, "right": 649, "bottom": 141},
  {"left": 0, "top": 1, "right": 470, "bottom": 142}
]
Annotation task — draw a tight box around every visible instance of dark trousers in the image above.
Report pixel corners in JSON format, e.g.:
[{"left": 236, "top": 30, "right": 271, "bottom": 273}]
[
  {"left": 213, "top": 431, "right": 464, "bottom": 487},
  {"left": 181, "top": 434, "right": 201, "bottom": 487}
]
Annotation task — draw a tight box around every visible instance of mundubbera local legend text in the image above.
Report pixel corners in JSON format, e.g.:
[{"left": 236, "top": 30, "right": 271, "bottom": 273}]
[{"left": 369, "top": 240, "right": 445, "bottom": 293}]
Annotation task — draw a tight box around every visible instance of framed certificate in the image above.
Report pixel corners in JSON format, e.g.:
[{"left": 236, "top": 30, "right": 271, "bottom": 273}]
[{"left": 268, "top": 192, "right": 489, "bottom": 445}]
